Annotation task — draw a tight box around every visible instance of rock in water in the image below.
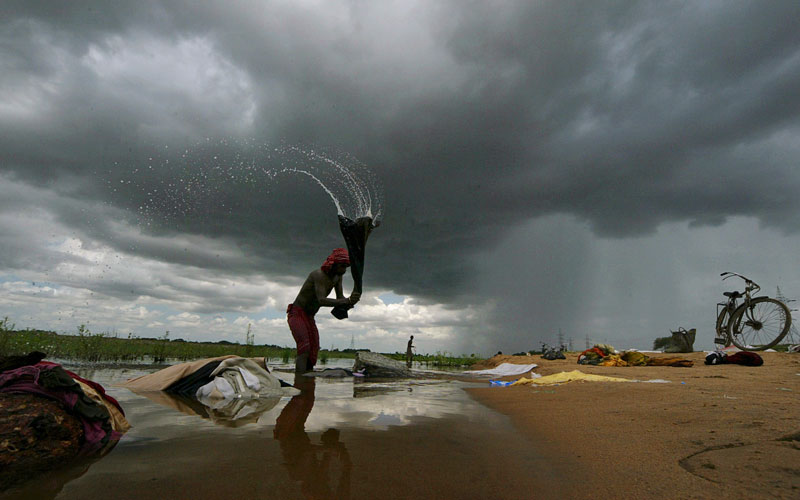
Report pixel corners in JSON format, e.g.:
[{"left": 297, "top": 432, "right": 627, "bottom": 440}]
[{"left": 353, "top": 352, "right": 410, "bottom": 378}]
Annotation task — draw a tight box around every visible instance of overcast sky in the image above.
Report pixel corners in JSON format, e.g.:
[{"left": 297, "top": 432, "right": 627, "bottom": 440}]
[{"left": 2, "top": 1, "right": 800, "bottom": 356}]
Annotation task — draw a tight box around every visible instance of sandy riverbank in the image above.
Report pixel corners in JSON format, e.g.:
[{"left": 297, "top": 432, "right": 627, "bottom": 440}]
[{"left": 466, "top": 351, "right": 800, "bottom": 499}]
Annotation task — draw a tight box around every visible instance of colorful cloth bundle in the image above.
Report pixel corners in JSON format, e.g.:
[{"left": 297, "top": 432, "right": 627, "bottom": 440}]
[
  {"left": 578, "top": 344, "right": 694, "bottom": 367},
  {"left": 0, "top": 358, "right": 129, "bottom": 448}
]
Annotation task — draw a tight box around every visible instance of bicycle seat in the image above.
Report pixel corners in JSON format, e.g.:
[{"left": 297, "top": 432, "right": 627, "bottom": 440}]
[{"left": 723, "top": 291, "right": 742, "bottom": 299}]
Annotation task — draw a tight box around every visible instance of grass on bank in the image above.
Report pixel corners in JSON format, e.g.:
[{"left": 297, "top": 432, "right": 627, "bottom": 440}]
[
  {"left": 0, "top": 318, "right": 485, "bottom": 367},
  {"left": 385, "top": 351, "right": 483, "bottom": 368},
  {"left": 0, "top": 319, "right": 351, "bottom": 365}
]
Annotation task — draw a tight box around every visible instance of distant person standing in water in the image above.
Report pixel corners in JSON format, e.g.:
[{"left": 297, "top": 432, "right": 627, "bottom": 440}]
[
  {"left": 406, "top": 335, "right": 415, "bottom": 368},
  {"left": 288, "top": 248, "right": 361, "bottom": 373}
]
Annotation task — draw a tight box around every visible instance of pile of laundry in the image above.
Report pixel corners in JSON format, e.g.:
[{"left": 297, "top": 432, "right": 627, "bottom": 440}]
[
  {"left": 578, "top": 344, "right": 693, "bottom": 367},
  {"left": 1, "top": 352, "right": 129, "bottom": 488},
  {"left": 1, "top": 352, "right": 129, "bottom": 448},
  {"left": 120, "top": 355, "right": 299, "bottom": 425}
]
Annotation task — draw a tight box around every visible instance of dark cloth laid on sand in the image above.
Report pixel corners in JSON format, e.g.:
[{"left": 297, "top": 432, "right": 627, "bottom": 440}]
[
  {"left": 288, "top": 303, "right": 320, "bottom": 365},
  {"left": 706, "top": 351, "right": 763, "bottom": 366},
  {"left": 725, "top": 351, "right": 763, "bottom": 366}
]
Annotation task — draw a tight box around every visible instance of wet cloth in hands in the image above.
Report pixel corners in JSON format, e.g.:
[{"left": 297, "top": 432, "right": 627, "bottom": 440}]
[{"left": 332, "top": 216, "right": 377, "bottom": 319}]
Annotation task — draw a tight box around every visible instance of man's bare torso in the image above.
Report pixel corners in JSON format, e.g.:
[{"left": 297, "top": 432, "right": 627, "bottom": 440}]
[{"left": 293, "top": 269, "right": 341, "bottom": 316}]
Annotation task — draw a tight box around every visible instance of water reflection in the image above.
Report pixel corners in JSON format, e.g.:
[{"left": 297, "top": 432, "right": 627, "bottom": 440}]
[
  {"left": 129, "top": 390, "right": 284, "bottom": 427},
  {"left": 1, "top": 445, "right": 118, "bottom": 500},
  {"left": 1, "top": 364, "right": 540, "bottom": 499},
  {"left": 274, "top": 377, "right": 351, "bottom": 500},
  {"left": 351, "top": 380, "right": 406, "bottom": 398}
]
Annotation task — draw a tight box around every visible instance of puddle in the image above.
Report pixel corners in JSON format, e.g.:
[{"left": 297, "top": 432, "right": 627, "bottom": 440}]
[{"left": 4, "top": 360, "right": 562, "bottom": 499}]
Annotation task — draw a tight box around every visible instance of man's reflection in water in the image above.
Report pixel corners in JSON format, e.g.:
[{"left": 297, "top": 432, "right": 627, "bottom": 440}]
[{"left": 274, "top": 376, "right": 351, "bottom": 500}]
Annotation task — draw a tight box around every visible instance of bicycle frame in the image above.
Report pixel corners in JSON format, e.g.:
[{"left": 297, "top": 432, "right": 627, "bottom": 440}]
[
  {"left": 716, "top": 272, "right": 760, "bottom": 342},
  {"left": 716, "top": 272, "right": 793, "bottom": 350}
]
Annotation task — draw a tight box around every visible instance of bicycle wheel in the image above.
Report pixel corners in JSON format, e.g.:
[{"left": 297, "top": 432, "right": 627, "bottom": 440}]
[
  {"left": 715, "top": 308, "right": 733, "bottom": 346},
  {"left": 727, "top": 297, "right": 791, "bottom": 351}
]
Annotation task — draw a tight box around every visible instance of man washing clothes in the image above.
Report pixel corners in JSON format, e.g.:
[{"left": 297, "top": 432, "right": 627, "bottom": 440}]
[{"left": 288, "top": 248, "right": 361, "bottom": 373}]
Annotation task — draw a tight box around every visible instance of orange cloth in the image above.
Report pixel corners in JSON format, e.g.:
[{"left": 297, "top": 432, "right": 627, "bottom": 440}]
[{"left": 646, "top": 357, "right": 694, "bottom": 367}]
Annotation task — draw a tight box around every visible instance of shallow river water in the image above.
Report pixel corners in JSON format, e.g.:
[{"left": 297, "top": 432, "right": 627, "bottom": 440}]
[{"left": 4, "top": 360, "right": 559, "bottom": 500}]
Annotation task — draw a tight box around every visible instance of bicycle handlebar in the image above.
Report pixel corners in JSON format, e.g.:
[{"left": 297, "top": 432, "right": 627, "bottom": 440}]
[{"left": 720, "top": 271, "right": 760, "bottom": 293}]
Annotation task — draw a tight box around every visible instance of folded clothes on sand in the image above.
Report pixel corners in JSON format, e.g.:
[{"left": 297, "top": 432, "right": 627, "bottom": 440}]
[{"left": 464, "top": 363, "right": 538, "bottom": 377}]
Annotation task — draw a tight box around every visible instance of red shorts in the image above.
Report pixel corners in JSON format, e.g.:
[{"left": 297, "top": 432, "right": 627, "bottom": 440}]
[{"left": 287, "top": 304, "right": 319, "bottom": 365}]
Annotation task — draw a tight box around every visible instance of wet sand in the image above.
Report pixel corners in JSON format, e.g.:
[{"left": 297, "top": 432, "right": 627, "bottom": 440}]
[{"left": 466, "top": 351, "right": 800, "bottom": 499}]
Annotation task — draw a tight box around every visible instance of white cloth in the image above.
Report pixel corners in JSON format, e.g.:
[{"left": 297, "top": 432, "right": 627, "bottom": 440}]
[
  {"left": 196, "top": 357, "right": 298, "bottom": 403},
  {"left": 463, "top": 363, "right": 538, "bottom": 377}
]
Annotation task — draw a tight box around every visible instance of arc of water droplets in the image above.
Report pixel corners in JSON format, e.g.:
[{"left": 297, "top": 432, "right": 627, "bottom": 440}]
[
  {"left": 284, "top": 146, "right": 381, "bottom": 218},
  {"left": 275, "top": 145, "right": 382, "bottom": 222},
  {"left": 120, "top": 141, "right": 383, "bottom": 228},
  {"left": 283, "top": 168, "right": 345, "bottom": 216},
  {"left": 300, "top": 147, "right": 376, "bottom": 220}
]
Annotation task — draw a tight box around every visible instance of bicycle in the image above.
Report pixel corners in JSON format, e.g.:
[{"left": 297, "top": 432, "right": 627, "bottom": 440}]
[{"left": 715, "top": 272, "right": 792, "bottom": 351}]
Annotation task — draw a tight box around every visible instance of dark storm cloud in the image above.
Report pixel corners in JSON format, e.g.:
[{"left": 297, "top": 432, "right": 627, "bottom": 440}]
[{"left": 2, "top": 0, "right": 800, "bottom": 311}]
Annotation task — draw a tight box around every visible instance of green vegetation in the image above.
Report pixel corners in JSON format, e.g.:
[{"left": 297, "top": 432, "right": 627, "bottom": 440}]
[
  {"left": 0, "top": 316, "right": 14, "bottom": 356},
  {"left": 0, "top": 323, "right": 357, "bottom": 364},
  {"left": 0, "top": 320, "right": 486, "bottom": 366},
  {"left": 386, "top": 351, "right": 483, "bottom": 368}
]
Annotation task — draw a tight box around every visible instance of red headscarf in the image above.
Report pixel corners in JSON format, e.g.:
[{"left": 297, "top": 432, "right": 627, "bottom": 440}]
[{"left": 321, "top": 248, "right": 350, "bottom": 273}]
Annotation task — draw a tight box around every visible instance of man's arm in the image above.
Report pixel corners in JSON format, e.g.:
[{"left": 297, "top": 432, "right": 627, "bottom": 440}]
[
  {"left": 337, "top": 280, "right": 361, "bottom": 305},
  {"left": 314, "top": 275, "right": 354, "bottom": 308}
]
